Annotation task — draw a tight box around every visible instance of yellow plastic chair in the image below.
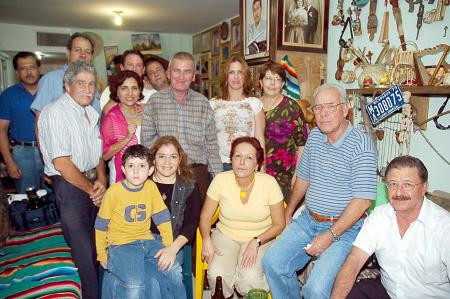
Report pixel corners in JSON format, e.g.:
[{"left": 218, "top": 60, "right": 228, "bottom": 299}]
[{"left": 195, "top": 207, "right": 220, "bottom": 299}]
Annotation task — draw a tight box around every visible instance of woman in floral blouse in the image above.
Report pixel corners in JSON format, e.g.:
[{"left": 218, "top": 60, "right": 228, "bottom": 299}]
[{"left": 259, "top": 62, "right": 306, "bottom": 200}]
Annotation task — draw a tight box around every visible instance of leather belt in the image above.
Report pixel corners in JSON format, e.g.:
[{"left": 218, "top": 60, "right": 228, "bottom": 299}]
[
  {"left": 308, "top": 209, "right": 367, "bottom": 222},
  {"left": 11, "top": 140, "right": 38, "bottom": 147},
  {"left": 82, "top": 168, "right": 97, "bottom": 182}
]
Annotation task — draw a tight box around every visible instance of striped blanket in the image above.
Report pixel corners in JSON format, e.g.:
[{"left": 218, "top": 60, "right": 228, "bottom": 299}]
[{"left": 0, "top": 224, "right": 81, "bottom": 298}]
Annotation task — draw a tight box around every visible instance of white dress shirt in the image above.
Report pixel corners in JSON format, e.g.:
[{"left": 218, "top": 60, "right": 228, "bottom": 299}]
[{"left": 354, "top": 198, "right": 450, "bottom": 299}]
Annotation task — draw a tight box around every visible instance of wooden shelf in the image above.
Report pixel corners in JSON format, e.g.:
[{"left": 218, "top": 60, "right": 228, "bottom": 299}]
[{"left": 346, "top": 86, "right": 450, "bottom": 96}]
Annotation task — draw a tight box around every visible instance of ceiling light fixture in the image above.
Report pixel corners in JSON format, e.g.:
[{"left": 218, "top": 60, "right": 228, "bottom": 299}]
[{"left": 113, "top": 11, "right": 123, "bottom": 26}]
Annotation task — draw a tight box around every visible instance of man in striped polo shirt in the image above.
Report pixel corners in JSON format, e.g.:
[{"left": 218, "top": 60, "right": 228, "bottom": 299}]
[
  {"left": 38, "top": 61, "right": 106, "bottom": 299},
  {"left": 263, "top": 83, "right": 377, "bottom": 299}
]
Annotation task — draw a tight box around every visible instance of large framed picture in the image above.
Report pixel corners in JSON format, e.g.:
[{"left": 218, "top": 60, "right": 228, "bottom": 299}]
[
  {"left": 277, "top": 0, "right": 329, "bottom": 53},
  {"left": 241, "top": 0, "right": 276, "bottom": 64},
  {"left": 230, "top": 16, "right": 242, "bottom": 53}
]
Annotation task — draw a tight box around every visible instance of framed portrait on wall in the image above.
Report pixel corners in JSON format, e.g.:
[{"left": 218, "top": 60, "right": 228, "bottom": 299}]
[
  {"left": 201, "top": 30, "right": 210, "bottom": 52},
  {"left": 220, "top": 41, "right": 231, "bottom": 63},
  {"left": 277, "top": 0, "right": 329, "bottom": 53},
  {"left": 200, "top": 53, "right": 209, "bottom": 78},
  {"left": 193, "top": 33, "right": 201, "bottom": 55},
  {"left": 209, "top": 80, "right": 220, "bottom": 99},
  {"left": 230, "top": 16, "right": 242, "bottom": 53},
  {"left": 210, "top": 56, "right": 220, "bottom": 79},
  {"left": 241, "top": 0, "right": 276, "bottom": 64},
  {"left": 211, "top": 26, "right": 220, "bottom": 56}
]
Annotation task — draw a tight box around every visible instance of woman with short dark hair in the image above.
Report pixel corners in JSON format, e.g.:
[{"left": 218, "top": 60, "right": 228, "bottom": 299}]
[
  {"left": 199, "top": 136, "right": 285, "bottom": 297},
  {"left": 260, "top": 62, "right": 306, "bottom": 200},
  {"left": 100, "top": 70, "right": 144, "bottom": 184}
]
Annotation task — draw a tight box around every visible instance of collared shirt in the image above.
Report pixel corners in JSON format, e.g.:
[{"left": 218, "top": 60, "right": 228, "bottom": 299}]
[
  {"left": 38, "top": 92, "right": 102, "bottom": 176},
  {"left": 99, "top": 86, "right": 156, "bottom": 110},
  {"left": 31, "top": 65, "right": 101, "bottom": 113},
  {"left": 297, "top": 122, "right": 377, "bottom": 216},
  {"left": 141, "top": 87, "right": 222, "bottom": 176},
  {"left": 354, "top": 199, "right": 450, "bottom": 299},
  {"left": 0, "top": 82, "right": 36, "bottom": 141},
  {"left": 247, "top": 19, "right": 267, "bottom": 48}
]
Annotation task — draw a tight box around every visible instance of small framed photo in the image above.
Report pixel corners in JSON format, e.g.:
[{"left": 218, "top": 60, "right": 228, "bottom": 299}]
[
  {"left": 200, "top": 53, "right": 209, "bottom": 78},
  {"left": 210, "top": 56, "right": 220, "bottom": 79},
  {"left": 211, "top": 26, "right": 220, "bottom": 56},
  {"left": 193, "top": 33, "right": 201, "bottom": 55},
  {"left": 231, "top": 15, "right": 242, "bottom": 53},
  {"left": 200, "top": 79, "right": 209, "bottom": 98},
  {"left": 241, "top": 0, "right": 276, "bottom": 64},
  {"left": 220, "top": 41, "right": 231, "bottom": 63},
  {"left": 104, "top": 46, "right": 119, "bottom": 82},
  {"left": 277, "top": 0, "right": 329, "bottom": 53},
  {"left": 209, "top": 80, "right": 220, "bottom": 99},
  {"left": 201, "top": 30, "right": 211, "bottom": 53}
]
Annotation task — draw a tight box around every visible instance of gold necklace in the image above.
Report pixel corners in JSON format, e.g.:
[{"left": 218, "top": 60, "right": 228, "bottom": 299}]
[
  {"left": 235, "top": 174, "right": 256, "bottom": 201},
  {"left": 263, "top": 94, "right": 283, "bottom": 111}
]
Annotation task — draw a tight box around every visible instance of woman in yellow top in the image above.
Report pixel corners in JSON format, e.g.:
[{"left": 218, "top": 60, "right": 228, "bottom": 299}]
[{"left": 199, "top": 136, "right": 285, "bottom": 298}]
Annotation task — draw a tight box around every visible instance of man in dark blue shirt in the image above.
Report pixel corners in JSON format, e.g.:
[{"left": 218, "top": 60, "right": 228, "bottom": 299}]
[{"left": 0, "top": 51, "right": 45, "bottom": 193}]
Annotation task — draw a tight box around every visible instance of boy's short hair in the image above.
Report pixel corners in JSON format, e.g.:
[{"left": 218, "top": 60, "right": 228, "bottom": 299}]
[{"left": 122, "top": 144, "right": 153, "bottom": 167}]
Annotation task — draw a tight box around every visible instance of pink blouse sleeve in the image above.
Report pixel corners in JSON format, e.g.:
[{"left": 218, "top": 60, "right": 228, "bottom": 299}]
[{"left": 100, "top": 108, "right": 127, "bottom": 155}]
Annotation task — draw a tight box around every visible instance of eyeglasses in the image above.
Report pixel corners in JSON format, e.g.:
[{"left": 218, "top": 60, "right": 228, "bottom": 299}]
[
  {"left": 263, "top": 76, "right": 283, "bottom": 83},
  {"left": 386, "top": 181, "right": 420, "bottom": 192},
  {"left": 311, "top": 103, "right": 345, "bottom": 114}
]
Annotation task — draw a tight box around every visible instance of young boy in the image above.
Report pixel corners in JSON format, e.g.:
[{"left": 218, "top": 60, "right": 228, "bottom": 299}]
[{"left": 95, "top": 144, "right": 186, "bottom": 299}]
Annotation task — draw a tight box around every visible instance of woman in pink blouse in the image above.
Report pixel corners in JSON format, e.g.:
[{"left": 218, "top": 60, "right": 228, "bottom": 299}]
[{"left": 100, "top": 70, "right": 144, "bottom": 185}]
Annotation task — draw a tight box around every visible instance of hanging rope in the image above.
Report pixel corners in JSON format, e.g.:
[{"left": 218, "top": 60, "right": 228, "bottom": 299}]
[{"left": 415, "top": 129, "right": 450, "bottom": 166}]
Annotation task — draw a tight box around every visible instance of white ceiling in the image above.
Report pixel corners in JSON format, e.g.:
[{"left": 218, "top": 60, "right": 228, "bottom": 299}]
[{"left": 0, "top": 0, "right": 239, "bottom": 34}]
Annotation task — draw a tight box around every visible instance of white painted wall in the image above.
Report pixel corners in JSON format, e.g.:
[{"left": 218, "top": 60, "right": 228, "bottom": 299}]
[
  {"left": 325, "top": 2, "right": 450, "bottom": 192},
  {"left": 0, "top": 22, "right": 192, "bottom": 85}
]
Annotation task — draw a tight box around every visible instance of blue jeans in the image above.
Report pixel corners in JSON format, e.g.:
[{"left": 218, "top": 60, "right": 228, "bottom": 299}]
[
  {"left": 263, "top": 209, "right": 363, "bottom": 299},
  {"left": 12, "top": 145, "right": 46, "bottom": 193},
  {"left": 102, "top": 240, "right": 186, "bottom": 299}
]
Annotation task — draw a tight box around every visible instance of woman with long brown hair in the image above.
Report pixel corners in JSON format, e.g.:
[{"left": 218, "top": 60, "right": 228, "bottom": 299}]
[{"left": 210, "top": 55, "right": 265, "bottom": 170}]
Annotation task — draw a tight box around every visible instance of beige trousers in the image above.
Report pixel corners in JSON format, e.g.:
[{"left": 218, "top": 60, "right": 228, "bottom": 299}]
[{"left": 207, "top": 228, "right": 272, "bottom": 297}]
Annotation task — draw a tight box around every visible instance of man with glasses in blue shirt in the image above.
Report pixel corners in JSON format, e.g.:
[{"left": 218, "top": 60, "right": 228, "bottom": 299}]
[
  {"left": 263, "top": 83, "right": 378, "bottom": 299},
  {"left": 332, "top": 155, "right": 450, "bottom": 299}
]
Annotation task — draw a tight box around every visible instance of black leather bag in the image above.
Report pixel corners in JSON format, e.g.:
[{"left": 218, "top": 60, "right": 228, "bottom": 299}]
[{"left": 8, "top": 193, "right": 60, "bottom": 231}]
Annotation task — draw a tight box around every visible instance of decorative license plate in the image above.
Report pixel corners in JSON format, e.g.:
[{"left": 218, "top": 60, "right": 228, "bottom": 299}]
[{"left": 366, "top": 85, "right": 405, "bottom": 126}]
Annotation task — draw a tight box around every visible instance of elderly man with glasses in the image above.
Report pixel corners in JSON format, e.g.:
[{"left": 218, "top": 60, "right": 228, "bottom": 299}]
[
  {"left": 332, "top": 155, "right": 450, "bottom": 299},
  {"left": 263, "top": 83, "right": 378, "bottom": 299}
]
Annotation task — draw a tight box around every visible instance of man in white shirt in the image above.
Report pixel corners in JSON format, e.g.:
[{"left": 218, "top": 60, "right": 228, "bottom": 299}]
[
  {"left": 246, "top": 0, "right": 267, "bottom": 55},
  {"left": 100, "top": 49, "right": 156, "bottom": 114},
  {"left": 331, "top": 155, "right": 450, "bottom": 299}
]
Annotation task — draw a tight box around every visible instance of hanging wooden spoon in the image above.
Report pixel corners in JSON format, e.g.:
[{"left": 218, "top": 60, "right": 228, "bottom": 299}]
[{"left": 367, "top": 0, "right": 378, "bottom": 41}]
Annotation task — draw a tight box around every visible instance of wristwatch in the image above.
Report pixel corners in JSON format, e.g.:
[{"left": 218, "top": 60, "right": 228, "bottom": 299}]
[
  {"left": 329, "top": 228, "right": 340, "bottom": 242},
  {"left": 254, "top": 237, "right": 262, "bottom": 246}
]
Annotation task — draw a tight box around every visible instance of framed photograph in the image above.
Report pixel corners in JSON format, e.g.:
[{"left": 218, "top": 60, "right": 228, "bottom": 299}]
[
  {"left": 241, "top": 0, "right": 276, "bottom": 63},
  {"left": 200, "top": 53, "right": 209, "bottom": 78},
  {"left": 231, "top": 16, "right": 242, "bottom": 53},
  {"left": 220, "top": 21, "right": 229, "bottom": 41},
  {"left": 104, "top": 46, "right": 119, "bottom": 82},
  {"left": 201, "top": 30, "right": 210, "bottom": 53},
  {"left": 131, "top": 33, "right": 162, "bottom": 54},
  {"left": 209, "top": 80, "right": 220, "bottom": 99},
  {"left": 277, "top": 0, "right": 329, "bottom": 53},
  {"left": 200, "top": 79, "right": 209, "bottom": 98},
  {"left": 220, "top": 41, "right": 231, "bottom": 63},
  {"left": 210, "top": 56, "right": 220, "bottom": 79},
  {"left": 211, "top": 26, "right": 220, "bottom": 56},
  {"left": 193, "top": 34, "right": 201, "bottom": 55}
]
